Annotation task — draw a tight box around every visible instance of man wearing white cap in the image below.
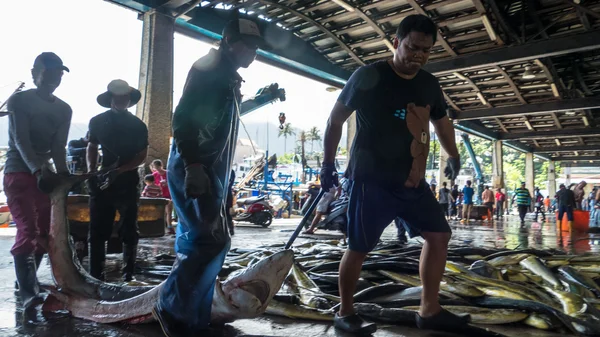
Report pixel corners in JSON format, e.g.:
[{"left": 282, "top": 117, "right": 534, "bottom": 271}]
[
  {"left": 86, "top": 79, "right": 148, "bottom": 282},
  {"left": 153, "top": 17, "right": 271, "bottom": 336}
]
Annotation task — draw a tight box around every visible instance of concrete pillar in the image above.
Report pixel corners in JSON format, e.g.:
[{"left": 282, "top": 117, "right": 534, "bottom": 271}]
[
  {"left": 492, "top": 140, "right": 504, "bottom": 190},
  {"left": 565, "top": 164, "right": 571, "bottom": 185},
  {"left": 525, "top": 153, "right": 535, "bottom": 195},
  {"left": 438, "top": 147, "right": 450, "bottom": 188},
  {"left": 136, "top": 11, "right": 175, "bottom": 165},
  {"left": 548, "top": 161, "right": 557, "bottom": 197},
  {"left": 346, "top": 112, "right": 356, "bottom": 160}
]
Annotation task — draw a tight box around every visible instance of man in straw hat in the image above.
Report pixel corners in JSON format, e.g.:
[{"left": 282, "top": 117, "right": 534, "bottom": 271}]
[
  {"left": 153, "top": 17, "right": 271, "bottom": 336},
  {"left": 4, "top": 52, "right": 72, "bottom": 312},
  {"left": 86, "top": 79, "right": 148, "bottom": 282}
]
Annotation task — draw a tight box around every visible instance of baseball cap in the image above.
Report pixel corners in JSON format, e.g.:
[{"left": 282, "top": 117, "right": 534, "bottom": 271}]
[
  {"left": 222, "top": 18, "right": 272, "bottom": 50},
  {"left": 33, "top": 52, "right": 70, "bottom": 72}
]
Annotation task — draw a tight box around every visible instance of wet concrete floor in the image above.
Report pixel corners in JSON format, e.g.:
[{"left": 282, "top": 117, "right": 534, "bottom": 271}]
[{"left": 0, "top": 212, "right": 598, "bottom": 337}]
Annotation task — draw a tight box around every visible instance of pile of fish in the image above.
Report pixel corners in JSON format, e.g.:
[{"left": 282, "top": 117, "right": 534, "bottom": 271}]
[
  {"left": 41, "top": 176, "right": 600, "bottom": 336},
  {"left": 183, "top": 239, "right": 600, "bottom": 336}
]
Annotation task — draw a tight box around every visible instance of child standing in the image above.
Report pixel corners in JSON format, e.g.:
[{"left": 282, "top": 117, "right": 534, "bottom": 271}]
[
  {"left": 142, "top": 174, "right": 163, "bottom": 198},
  {"left": 150, "top": 160, "right": 174, "bottom": 234}
]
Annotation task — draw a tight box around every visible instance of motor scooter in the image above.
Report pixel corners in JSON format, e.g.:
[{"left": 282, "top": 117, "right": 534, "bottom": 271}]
[{"left": 233, "top": 195, "right": 274, "bottom": 227}]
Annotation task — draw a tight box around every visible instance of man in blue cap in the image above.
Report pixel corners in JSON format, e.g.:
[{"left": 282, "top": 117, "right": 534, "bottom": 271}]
[{"left": 153, "top": 17, "right": 271, "bottom": 336}]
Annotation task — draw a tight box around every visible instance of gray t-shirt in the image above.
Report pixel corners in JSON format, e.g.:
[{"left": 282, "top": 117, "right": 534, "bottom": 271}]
[
  {"left": 438, "top": 187, "right": 450, "bottom": 204},
  {"left": 5, "top": 89, "right": 72, "bottom": 174}
]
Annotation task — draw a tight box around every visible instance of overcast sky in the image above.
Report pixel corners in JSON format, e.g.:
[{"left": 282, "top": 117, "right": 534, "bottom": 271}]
[{"left": 0, "top": 0, "right": 341, "bottom": 139}]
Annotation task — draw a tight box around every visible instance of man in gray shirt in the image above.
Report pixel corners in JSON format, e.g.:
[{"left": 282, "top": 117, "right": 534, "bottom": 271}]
[{"left": 4, "top": 52, "right": 72, "bottom": 311}]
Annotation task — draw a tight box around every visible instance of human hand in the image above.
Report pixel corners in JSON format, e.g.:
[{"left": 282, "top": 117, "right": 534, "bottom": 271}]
[
  {"left": 319, "top": 163, "right": 339, "bottom": 192},
  {"left": 444, "top": 157, "right": 460, "bottom": 181},
  {"left": 184, "top": 164, "right": 211, "bottom": 199},
  {"left": 36, "top": 167, "right": 61, "bottom": 194},
  {"left": 98, "top": 169, "right": 119, "bottom": 190}
]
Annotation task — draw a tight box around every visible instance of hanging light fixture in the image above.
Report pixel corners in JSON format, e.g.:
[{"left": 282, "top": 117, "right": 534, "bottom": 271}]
[{"left": 522, "top": 66, "right": 536, "bottom": 79}]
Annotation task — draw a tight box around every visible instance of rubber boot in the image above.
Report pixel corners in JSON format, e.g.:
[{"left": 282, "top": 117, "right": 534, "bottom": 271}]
[
  {"left": 568, "top": 221, "right": 574, "bottom": 233},
  {"left": 122, "top": 244, "right": 137, "bottom": 282},
  {"left": 15, "top": 254, "right": 44, "bottom": 290},
  {"left": 556, "top": 220, "right": 562, "bottom": 233},
  {"left": 14, "top": 254, "right": 44, "bottom": 310},
  {"left": 89, "top": 239, "right": 106, "bottom": 281}
]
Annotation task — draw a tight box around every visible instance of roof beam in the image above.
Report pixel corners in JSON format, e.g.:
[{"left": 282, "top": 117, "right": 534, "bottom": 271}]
[
  {"left": 455, "top": 97, "right": 600, "bottom": 120},
  {"left": 560, "top": 161, "right": 600, "bottom": 167},
  {"left": 423, "top": 30, "right": 600, "bottom": 74},
  {"left": 257, "top": 0, "right": 365, "bottom": 66},
  {"left": 332, "top": 0, "right": 394, "bottom": 53},
  {"left": 534, "top": 145, "right": 598, "bottom": 153},
  {"left": 499, "top": 127, "right": 600, "bottom": 140},
  {"left": 559, "top": 0, "right": 600, "bottom": 20},
  {"left": 556, "top": 155, "right": 600, "bottom": 161},
  {"left": 404, "top": 0, "right": 456, "bottom": 56},
  {"left": 495, "top": 66, "right": 526, "bottom": 104},
  {"left": 494, "top": 118, "right": 509, "bottom": 132}
]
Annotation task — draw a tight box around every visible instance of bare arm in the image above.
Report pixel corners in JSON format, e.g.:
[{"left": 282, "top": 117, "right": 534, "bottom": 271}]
[
  {"left": 116, "top": 147, "right": 148, "bottom": 174},
  {"left": 323, "top": 101, "right": 354, "bottom": 164},
  {"left": 87, "top": 143, "right": 99, "bottom": 173},
  {"left": 432, "top": 116, "right": 459, "bottom": 158}
]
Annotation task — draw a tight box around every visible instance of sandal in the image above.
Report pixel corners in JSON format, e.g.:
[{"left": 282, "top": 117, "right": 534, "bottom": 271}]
[
  {"left": 415, "top": 308, "right": 471, "bottom": 331},
  {"left": 333, "top": 313, "right": 377, "bottom": 335}
]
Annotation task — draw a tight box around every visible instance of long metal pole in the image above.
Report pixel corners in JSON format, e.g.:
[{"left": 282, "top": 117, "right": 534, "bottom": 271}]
[{"left": 285, "top": 189, "right": 325, "bottom": 249}]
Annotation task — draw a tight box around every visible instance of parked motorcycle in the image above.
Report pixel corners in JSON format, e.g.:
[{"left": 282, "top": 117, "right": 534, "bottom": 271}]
[
  {"left": 301, "top": 181, "right": 349, "bottom": 233},
  {"left": 233, "top": 195, "right": 274, "bottom": 227}
]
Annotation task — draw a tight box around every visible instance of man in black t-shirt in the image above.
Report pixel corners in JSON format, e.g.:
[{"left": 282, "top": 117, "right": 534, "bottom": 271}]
[
  {"left": 86, "top": 79, "right": 148, "bottom": 282},
  {"left": 320, "top": 15, "right": 464, "bottom": 334}
]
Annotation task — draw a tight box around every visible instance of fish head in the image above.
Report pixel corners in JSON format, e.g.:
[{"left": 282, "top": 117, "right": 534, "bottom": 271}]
[
  {"left": 211, "top": 249, "right": 294, "bottom": 323},
  {"left": 50, "top": 174, "right": 94, "bottom": 198}
]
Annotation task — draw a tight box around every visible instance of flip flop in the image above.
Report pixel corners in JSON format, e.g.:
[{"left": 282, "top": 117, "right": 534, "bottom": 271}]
[
  {"left": 333, "top": 313, "right": 377, "bottom": 335},
  {"left": 415, "top": 308, "right": 471, "bottom": 331},
  {"left": 302, "top": 229, "right": 315, "bottom": 235}
]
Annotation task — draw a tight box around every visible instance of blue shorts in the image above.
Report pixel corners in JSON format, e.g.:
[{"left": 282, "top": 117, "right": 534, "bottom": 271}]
[
  {"left": 558, "top": 205, "right": 574, "bottom": 221},
  {"left": 347, "top": 180, "right": 451, "bottom": 253}
]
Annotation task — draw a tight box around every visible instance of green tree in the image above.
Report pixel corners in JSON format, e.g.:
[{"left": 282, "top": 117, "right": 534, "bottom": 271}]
[
  {"left": 307, "top": 126, "right": 322, "bottom": 153},
  {"left": 278, "top": 123, "right": 296, "bottom": 154},
  {"left": 278, "top": 153, "right": 295, "bottom": 164}
]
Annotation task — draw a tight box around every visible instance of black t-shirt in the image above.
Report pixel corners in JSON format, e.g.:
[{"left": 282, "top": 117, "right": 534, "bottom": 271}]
[
  {"left": 88, "top": 110, "right": 148, "bottom": 169},
  {"left": 339, "top": 61, "right": 447, "bottom": 187},
  {"left": 557, "top": 188, "right": 575, "bottom": 207}
]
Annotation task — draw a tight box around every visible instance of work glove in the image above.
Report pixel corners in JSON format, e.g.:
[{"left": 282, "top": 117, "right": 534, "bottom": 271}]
[
  {"left": 185, "top": 164, "right": 211, "bottom": 199},
  {"left": 98, "top": 169, "right": 119, "bottom": 191},
  {"left": 320, "top": 163, "right": 339, "bottom": 192},
  {"left": 36, "top": 167, "right": 61, "bottom": 194},
  {"left": 444, "top": 157, "right": 461, "bottom": 181},
  {"left": 86, "top": 175, "right": 102, "bottom": 196}
]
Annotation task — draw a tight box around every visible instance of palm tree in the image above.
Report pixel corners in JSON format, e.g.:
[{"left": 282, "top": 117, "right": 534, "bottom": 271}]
[
  {"left": 278, "top": 123, "right": 296, "bottom": 154},
  {"left": 307, "top": 126, "right": 322, "bottom": 153},
  {"left": 298, "top": 131, "right": 308, "bottom": 183}
]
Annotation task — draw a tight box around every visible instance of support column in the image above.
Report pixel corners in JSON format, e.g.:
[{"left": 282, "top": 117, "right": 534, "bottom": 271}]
[
  {"left": 565, "top": 164, "right": 571, "bottom": 186},
  {"left": 548, "top": 161, "right": 557, "bottom": 197},
  {"left": 492, "top": 140, "right": 504, "bottom": 190},
  {"left": 525, "top": 153, "right": 535, "bottom": 195},
  {"left": 136, "top": 12, "right": 175, "bottom": 165},
  {"left": 438, "top": 147, "right": 450, "bottom": 188},
  {"left": 346, "top": 112, "right": 356, "bottom": 160}
]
